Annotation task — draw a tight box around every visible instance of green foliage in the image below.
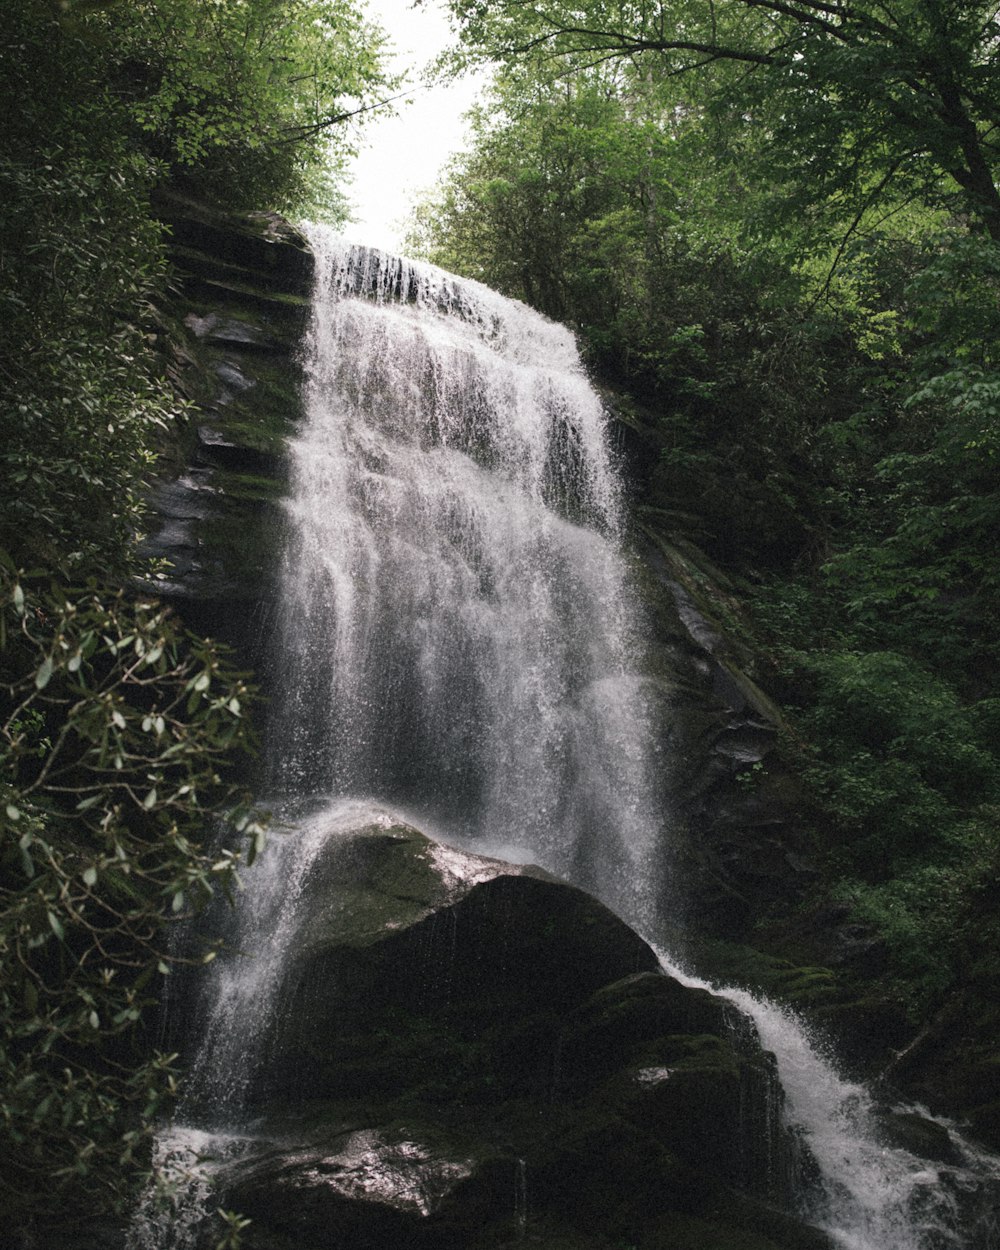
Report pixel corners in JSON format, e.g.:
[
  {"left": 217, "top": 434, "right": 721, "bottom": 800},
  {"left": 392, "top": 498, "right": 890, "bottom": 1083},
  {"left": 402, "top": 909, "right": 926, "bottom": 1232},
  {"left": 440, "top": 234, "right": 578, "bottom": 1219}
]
[
  {"left": 794, "top": 650, "right": 998, "bottom": 865},
  {"left": 215, "top": 1209, "right": 254, "bottom": 1249},
  {"left": 444, "top": 0, "right": 1000, "bottom": 239},
  {"left": 817, "top": 234, "right": 1000, "bottom": 677},
  {"left": 7, "top": 0, "right": 394, "bottom": 216},
  {"left": 102, "top": 0, "right": 394, "bottom": 212},
  {"left": 0, "top": 560, "right": 264, "bottom": 1225},
  {"left": 834, "top": 814, "right": 1000, "bottom": 1013},
  {"left": 0, "top": 151, "right": 179, "bottom": 573}
]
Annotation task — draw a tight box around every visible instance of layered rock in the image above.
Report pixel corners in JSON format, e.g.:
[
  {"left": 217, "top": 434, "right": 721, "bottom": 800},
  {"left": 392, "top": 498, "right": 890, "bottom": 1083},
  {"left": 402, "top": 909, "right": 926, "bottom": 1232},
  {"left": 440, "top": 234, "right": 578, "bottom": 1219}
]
[{"left": 141, "top": 189, "right": 312, "bottom": 662}]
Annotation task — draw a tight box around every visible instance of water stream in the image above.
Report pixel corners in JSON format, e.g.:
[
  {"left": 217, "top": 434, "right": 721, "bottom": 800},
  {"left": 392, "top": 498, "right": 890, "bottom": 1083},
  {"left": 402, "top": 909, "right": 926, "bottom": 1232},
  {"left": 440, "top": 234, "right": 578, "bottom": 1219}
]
[{"left": 131, "top": 232, "right": 999, "bottom": 1248}]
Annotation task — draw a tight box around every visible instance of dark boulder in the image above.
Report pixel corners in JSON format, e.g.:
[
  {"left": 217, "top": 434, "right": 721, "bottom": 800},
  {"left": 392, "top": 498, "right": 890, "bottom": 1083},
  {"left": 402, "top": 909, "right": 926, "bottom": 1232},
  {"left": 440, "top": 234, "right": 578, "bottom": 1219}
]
[{"left": 185, "top": 815, "right": 830, "bottom": 1250}]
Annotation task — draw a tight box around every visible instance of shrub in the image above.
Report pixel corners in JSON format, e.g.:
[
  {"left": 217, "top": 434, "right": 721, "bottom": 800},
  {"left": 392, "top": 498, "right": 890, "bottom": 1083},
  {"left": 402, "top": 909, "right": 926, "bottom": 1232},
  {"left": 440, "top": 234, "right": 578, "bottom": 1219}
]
[{"left": 0, "top": 560, "right": 263, "bottom": 1226}]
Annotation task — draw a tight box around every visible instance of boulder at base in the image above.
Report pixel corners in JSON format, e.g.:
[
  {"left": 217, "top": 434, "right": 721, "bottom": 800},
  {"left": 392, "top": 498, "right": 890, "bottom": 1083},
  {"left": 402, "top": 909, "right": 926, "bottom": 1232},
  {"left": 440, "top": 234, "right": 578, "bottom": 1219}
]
[{"left": 197, "top": 809, "right": 831, "bottom": 1249}]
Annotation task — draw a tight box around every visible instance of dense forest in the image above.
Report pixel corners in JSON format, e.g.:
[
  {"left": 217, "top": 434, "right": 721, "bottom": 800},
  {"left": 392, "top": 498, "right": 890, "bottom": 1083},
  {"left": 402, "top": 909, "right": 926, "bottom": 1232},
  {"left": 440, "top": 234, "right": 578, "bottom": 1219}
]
[{"left": 2, "top": 0, "right": 1000, "bottom": 1241}]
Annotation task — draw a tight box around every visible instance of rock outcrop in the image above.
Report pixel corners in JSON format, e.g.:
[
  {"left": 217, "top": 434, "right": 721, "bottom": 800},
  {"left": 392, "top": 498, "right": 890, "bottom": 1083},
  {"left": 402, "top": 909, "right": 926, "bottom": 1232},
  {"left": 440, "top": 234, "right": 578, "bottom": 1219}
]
[
  {"left": 142, "top": 189, "right": 312, "bottom": 664},
  {"left": 185, "top": 814, "right": 829, "bottom": 1250}
]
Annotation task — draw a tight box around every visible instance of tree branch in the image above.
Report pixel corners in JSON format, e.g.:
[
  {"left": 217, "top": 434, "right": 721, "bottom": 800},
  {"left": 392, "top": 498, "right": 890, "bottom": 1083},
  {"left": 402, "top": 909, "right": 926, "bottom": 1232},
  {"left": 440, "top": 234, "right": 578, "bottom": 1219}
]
[{"left": 279, "top": 88, "right": 415, "bottom": 143}]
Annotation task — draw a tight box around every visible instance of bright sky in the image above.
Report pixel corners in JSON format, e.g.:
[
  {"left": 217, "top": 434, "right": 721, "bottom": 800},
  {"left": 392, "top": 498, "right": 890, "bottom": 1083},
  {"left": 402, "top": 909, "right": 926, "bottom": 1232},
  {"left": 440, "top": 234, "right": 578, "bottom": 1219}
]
[{"left": 342, "top": 0, "right": 488, "bottom": 254}]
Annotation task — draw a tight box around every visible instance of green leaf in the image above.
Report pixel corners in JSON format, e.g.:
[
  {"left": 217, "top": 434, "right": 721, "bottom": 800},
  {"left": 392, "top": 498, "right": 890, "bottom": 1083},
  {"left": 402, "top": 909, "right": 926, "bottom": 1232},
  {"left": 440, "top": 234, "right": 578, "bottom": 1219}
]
[
  {"left": 142, "top": 787, "right": 158, "bottom": 810},
  {"left": 47, "top": 911, "right": 65, "bottom": 941},
  {"left": 35, "top": 656, "right": 53, "bottom": 689},
  {"left": 13, "top": 583, "right": 25, "bottom": 615},
  {"left": 6, "top": 804, "right": 20, "bottom": 822},
  {"left": 82, "top": 865, "right": 98, "bottom": 887}
]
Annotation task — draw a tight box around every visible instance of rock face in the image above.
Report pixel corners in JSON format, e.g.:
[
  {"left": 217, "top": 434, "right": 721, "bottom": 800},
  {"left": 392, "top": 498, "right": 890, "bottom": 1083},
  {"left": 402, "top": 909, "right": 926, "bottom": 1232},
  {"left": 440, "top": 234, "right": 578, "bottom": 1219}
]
[
  {"left": 142, "top": 189, "right": 313, "bottom": 664},
  {"left": 190, "top": 816, "right": 829, "bottom": 1250}
]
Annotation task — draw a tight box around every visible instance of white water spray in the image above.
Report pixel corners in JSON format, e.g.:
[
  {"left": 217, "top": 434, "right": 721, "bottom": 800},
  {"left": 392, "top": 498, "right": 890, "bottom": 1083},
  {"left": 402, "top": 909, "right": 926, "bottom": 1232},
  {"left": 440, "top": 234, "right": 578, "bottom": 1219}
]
[{"left": 660, "top": 951, "right": 1000, "bottom": 1250}]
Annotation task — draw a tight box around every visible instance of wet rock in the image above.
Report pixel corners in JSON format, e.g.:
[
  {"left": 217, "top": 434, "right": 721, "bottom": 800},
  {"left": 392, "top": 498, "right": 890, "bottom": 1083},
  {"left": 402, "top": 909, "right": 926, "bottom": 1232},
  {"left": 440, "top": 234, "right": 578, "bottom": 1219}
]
[
  {"left": 881, "top": 1110, "right": 965, "bottom": 1166},
  {"left": 188, "top": 818, "right": 829, "bottom": 1250},
  {"left": 225, "top": 1126, "right": 509, "bottom": 1250}
]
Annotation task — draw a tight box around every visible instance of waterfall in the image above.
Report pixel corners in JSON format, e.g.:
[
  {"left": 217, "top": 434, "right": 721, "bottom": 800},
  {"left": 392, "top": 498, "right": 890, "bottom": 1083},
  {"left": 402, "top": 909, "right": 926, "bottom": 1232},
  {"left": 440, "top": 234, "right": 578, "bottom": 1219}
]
[
  {"left": 659, "top": 952, "right": 1000, "bottom": 1250},
  {"left": 267, "top": 230, "right": 666, "bottom": 933},
  {"left": 131, "top": 232, "right": 1000, "bottom": 1249}
]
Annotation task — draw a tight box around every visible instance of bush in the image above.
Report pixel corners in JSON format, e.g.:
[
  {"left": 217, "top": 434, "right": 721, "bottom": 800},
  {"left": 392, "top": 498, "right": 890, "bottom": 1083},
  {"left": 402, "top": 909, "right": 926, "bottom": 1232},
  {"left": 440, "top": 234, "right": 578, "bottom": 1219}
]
[
  {"left": 0, "top": 560, "right": 263, "bottom": 1227},
  {"left": 795, "top": 650, "right": 999, "bottom": 870}
]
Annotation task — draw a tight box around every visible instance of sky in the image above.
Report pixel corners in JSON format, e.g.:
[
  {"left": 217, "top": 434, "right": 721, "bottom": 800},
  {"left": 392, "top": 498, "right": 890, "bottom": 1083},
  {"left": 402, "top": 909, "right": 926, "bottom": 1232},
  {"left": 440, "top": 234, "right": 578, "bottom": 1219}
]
[{"left": 341, "top": 0, "right": 488, "bottom": 254}]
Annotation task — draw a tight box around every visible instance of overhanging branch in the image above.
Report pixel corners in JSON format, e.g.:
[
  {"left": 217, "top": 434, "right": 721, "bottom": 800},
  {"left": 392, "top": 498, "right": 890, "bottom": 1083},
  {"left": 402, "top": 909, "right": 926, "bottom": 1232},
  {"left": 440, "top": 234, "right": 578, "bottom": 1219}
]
[{"left": 279, "top": 89, "right": 415, "bottom": 143}]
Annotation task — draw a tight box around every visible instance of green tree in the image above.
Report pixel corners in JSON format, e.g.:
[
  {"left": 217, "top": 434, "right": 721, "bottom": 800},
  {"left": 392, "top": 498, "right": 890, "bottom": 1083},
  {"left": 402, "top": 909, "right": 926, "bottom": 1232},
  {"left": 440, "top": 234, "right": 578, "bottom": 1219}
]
[
  {"left": 445, "top": 0, "right": 1000, "bottom": 239},
  {"left": 106, "top": 0, "right": 395, "bottom": 209}
]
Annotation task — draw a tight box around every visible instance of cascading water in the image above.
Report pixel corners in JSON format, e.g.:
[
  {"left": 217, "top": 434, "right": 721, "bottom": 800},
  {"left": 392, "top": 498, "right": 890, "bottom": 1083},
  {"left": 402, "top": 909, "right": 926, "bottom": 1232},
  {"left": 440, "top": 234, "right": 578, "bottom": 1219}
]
[
  {"left": 267, "top": 231, "right": 666, "bottom": 932},
  {"left": 658, "top": 952, "right": 1000, "bottom": 1250},
  {"left": 132, "top": 231, "right": 1000, "bottom": 1249}
]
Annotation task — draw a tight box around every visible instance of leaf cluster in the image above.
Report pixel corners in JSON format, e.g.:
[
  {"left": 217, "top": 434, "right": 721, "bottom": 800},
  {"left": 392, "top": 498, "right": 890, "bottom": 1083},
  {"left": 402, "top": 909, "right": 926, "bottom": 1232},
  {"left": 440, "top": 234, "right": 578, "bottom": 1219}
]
[{"left": 0, "top": 559, "right": 263, "bottom": 1227}]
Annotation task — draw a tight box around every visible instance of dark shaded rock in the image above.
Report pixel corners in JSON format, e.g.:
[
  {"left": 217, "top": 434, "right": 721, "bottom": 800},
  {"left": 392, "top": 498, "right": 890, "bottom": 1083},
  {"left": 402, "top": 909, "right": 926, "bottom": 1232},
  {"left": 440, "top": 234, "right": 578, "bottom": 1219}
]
[
  {"left": 140, "top": 191, "right": 309, "bottom": 672},
  {"left": 633, "top": 527, "right": 822, "bottom": 944},
  {"left": 259, "top": 831, "right": 660, "bottom": 1105},
  {"left": 181, "top": 817, "right": 829, "bottom": 1250},
  {"left": 881, "top": 1110, "right": 965, "bottom": 1167},
  {"left": 151, "top": 188, "right": 313, "bottom": 293}
]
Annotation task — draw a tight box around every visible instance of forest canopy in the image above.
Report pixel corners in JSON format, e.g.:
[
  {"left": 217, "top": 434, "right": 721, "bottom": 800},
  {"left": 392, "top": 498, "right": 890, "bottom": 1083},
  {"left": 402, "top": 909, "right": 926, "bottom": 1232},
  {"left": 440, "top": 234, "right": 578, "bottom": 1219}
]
[{"left": 443, "top": 0, "right": 1000, "bottom": 238}]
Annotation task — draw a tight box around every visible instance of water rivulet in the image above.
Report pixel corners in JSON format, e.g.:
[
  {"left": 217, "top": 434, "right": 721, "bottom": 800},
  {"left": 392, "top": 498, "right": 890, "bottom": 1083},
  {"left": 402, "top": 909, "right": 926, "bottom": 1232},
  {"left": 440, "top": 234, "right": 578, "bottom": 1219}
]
[{"left": 131, "top": 232, "right": 1000, "bottom": 1249}]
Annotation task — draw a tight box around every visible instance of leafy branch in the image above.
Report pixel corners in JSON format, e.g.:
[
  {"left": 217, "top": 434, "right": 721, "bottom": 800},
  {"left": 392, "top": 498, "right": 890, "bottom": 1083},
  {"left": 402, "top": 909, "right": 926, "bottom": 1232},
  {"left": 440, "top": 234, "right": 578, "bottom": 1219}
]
[{"left": 0, "top": 560, "right": 264, "bottom": 1224}]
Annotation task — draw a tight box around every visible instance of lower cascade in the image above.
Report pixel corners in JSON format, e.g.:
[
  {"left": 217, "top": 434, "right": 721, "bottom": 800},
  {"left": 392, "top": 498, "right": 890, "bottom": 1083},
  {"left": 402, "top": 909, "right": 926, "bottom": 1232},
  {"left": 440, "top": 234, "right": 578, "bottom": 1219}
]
[{"left": 131, "top": 233, "right": 1000, "bottom": 1249}]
